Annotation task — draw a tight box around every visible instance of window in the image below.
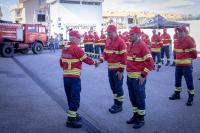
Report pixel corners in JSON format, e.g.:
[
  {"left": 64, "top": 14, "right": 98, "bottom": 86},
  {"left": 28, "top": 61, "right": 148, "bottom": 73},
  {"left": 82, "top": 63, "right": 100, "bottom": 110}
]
[
  {"left": 27, "top": 26, "right": 36, "bottom": 32},
  {"left": 37, "top": 14, "right": 46, "bottom": 22},
  {"left": 59, "top": 0, "right": 80, "bottom": 4},
  {"left": 39, "top": 26, "right": 46, "bottom": 33},
  {"left": 82, "top": 2, "right": 100, "bottom": 5}
]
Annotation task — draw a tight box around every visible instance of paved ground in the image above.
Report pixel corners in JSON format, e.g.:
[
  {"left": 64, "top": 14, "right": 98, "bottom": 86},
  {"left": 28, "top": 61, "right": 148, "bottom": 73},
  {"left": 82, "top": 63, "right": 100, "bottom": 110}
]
[{"left": 0, "top": 50, "right": 200, "bottom": 133}]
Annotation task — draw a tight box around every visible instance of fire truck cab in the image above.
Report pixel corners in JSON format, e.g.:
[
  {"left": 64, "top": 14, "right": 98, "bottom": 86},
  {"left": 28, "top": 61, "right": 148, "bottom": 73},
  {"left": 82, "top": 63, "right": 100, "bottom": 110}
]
[{"left": 0, "top": 22, "right": 48, "bottom": 57}]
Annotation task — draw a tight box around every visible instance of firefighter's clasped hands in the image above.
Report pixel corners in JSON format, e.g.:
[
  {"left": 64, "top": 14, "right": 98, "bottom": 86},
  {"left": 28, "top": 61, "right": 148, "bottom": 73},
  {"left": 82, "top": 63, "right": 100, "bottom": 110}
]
[{"left": 95, "top": 61, "right": 101, "bottom": 68}]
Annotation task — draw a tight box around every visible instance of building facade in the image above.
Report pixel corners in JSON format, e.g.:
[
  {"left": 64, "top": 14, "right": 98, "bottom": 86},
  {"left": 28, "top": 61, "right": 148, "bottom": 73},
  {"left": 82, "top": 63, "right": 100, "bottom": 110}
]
[
  {"left": 10, "top": 0, "right": 47, "bottom": 24},
  {"left": 10, "top": 0, "right": 103, "bottom": 39},
  {"left": 48, "top": 0, "right": 103, "bottom": 38},
  {"left": 103, "top": 10, "right": 186, "bottom": 30}
]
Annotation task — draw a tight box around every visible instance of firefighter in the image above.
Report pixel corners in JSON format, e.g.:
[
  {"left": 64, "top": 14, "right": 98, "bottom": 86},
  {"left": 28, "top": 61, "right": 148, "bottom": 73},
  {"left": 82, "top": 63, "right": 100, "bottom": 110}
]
[
  {"left": 141, "top": 31, "right": 151, "bottom": 50},
  {"left": 169, "top": 26, "right": 197, "bottom": 106},
  {"left": 49, "top": 36, "right": 55, "bottom": 53},
  {"left": 59, "top": 30, "right": 97, "bottom": 128},
  {"left": 99, "top": 30, "right": 106, "bottom": 54},
  {"left": 83, "top": 32, "right": 89, "bottom": 55},
  {"left": 118, "top": 31, "right": 123, "bottom": 39},
  {"left": 126, "top": 26, "right": 154, "bottom": 129},
  {"left": 96, "top": 25, "right": 127, "bottom": 114},
  {"left": 151, "top": 29, "right": 162, "bottom": 71},
  {"left": 122, "top": 31, "right": 130, "bottom": 47},
  {"left": 87, "top": 31, "right": 94, "bottom": 57},
  {"left": 160, "top": 28, "right": 172, "bottom": 66},
  {"left": 94, "top": 32, "right": 100, "bottom": 59},
  {"left": 170, "top": 28, "right": 179, "bottom": 67}
]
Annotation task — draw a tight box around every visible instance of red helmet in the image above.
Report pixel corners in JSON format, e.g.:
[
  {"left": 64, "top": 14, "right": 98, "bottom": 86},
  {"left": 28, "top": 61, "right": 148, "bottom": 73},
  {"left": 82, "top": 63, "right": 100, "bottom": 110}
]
[
  {"left": 69, "top": 30, "right": 81, "bottom": 39},
  {"left": 106, "top": 25, "right": 117, "bottom": 32},
  {"left": 175, "top": 26, "right": 188, "bottom": 32},
  {"left": 129, "top": 26, "right": 141, "bottom": 35}
]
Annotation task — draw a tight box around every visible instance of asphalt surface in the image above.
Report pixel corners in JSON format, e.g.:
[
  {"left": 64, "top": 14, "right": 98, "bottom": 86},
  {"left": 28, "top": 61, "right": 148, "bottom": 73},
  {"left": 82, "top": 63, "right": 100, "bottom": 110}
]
[{"left": 0, "top": 49, "right": 200, "bottom": 133}]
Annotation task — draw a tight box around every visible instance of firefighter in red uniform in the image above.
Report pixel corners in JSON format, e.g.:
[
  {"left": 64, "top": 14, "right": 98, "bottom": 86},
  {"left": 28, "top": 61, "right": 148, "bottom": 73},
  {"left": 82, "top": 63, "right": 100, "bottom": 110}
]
[
  {"left": 122, "top": 31, "right": 130, "bottom": 47},
  {"left": 87, "top": 31, "right": 94, "bottom": 57},
  {"left": 59, "top": 30, "right": 97, "bottom": 128},
  {"left": 94, "top": 32, "right": 100, "bottom": 59},
  {"left": 160, "top": 28, "right": 172, "bottom": 66},
  {"left": 126, "top": 26, "right": 154, "bottom": 129},
  {"left": 141, "top": 31, "right": 151, "bottom": 49},
  {"left": 170, "top": 28, "right": 179, "bottom": 66},
  {"left": 83, "top": 32, "right": 89, "bottom": 55},
  {"left": 169, "top": 26, "right": 197, "bottom": 106},
  {"left": 99, "top": 30, "right": 106, "bottom": 53},
  {"left": 96, "top": 25, "right": 127, "bottom": 114},
  {"left": 151, "top": 29, "right": 162, "bottom": 71},
  {"left": 118, "top": 31, "right": 123, "bottom": 39}
]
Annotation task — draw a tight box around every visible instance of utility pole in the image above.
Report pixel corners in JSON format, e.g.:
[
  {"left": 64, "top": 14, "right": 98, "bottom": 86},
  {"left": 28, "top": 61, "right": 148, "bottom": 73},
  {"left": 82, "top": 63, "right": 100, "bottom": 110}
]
[{"left": 0, "top": 6, "right": 3, "bottom": 19}]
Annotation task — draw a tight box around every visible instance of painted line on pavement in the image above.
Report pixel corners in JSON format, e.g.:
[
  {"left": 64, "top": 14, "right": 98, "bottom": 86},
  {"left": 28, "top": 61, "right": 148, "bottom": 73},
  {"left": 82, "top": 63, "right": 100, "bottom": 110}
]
[{"left": 12, "top": 57, "right": 102, "bottom": 133}]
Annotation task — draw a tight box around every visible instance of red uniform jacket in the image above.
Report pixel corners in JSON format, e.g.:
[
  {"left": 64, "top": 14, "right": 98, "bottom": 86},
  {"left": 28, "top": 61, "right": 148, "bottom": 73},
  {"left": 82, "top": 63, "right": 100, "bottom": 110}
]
[
  {"left": 122, "top": 32, "right": 129, "bottom": 46},
  {"left": 173, "top": 33, "right": 178, "bottom": 52},
  {"left": 83, "top": 35, "right": 88, "bottom": 44},
  {"left": 99, "top": 34, "right": 106, "bottom": 46},
  {"left": 161, "top": 33, "right": 172, "bottom": 46},
  {"left": 94, "top": 34, "right": 100, "bottom": 45},
  {"left": 141, "top": 33, "right": 150, "bottom": 49},
  {"left": 174, "top": 35, "right": 197, "bottom": 66},
  {"left": 127, "top": 40, "right": 154, "bottom": 78},
  {"left": 151, "top": 34, "right": 162, "bottom": 53},
  {"left": 59, "top": 41, "right": 95, "bottom": 78},
  {"left": 100, "top": 36, "right": 127, "bottom": 71},
  {"left": 84, "top": 34, "right": 94, "bottom": 44},
  {"left": 119, "top": 34, "right": 123, "bottom": 40}
]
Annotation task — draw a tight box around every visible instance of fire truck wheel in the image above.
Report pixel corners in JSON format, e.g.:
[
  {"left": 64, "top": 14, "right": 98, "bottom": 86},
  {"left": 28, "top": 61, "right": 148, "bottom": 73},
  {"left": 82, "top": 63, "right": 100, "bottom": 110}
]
[
  {"left": 32, "top": 42, "right": 43, "bottom": 54},
  {"left": 20, "top": 48, "right": 29, "bottom": 54},
  {"left": 1, "top": 44, "right": 14, "bottom": 57}
]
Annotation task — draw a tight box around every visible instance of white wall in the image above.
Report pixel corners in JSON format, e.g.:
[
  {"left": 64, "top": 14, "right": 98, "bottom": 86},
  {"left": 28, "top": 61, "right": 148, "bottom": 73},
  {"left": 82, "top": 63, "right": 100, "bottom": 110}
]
[
  {"left": 184, "top": 20, "right": 200, "bottom": 53},
  {"left": 24, "top": 0, "right": 39, "bottom": 24},
  {"left": 141, "top": 20, "right": 200, "bottom": 53},
  {"left": 50, "top": 2, "right": 103, "bottom": 39}
]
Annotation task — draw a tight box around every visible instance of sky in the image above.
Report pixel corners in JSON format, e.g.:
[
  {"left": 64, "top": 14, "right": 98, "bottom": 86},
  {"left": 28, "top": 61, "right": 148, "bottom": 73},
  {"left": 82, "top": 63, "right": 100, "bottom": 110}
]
[
  {"left": 0, "top": 0, "right": 200, "bottom": 20},
  {"left": 0, "top": 0, "right": 17, "bottom": 20},
  {"left": 103, "top": 0, "right": 200, "bottom": 15}
]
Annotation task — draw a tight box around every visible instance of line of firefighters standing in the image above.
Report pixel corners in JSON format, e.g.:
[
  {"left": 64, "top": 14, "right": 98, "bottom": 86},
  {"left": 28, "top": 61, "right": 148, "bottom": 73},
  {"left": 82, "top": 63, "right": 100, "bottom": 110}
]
[
  {"left": 82, "top": 26, "right": 177, "bottom": 72},
  {"left": 59, "top": 25, "right": 197, "bottom": 129}
]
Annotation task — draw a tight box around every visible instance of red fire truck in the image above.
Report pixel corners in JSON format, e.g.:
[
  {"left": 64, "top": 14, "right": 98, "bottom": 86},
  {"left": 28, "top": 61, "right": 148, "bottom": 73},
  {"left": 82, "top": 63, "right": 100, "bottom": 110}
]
[{"left": 0, "top": 22, "right": 48, "bottom": 57}]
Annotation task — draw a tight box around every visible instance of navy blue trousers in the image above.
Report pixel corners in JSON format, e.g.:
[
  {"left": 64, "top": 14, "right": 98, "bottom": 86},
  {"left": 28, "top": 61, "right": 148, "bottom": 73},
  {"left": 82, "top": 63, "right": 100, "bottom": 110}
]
[
  {"left": 127, "top": 77, "right": 146, "bottom": 112},
  {"left": 100, "top": 45, "right": 105, "bottom": 54},
  {"left": 152, "top": 52, "right": 161, "bottom": 64},
  {"left": 63, "top": 77, "right": 81, "bottom": 111},
  {"left": 161, "top": 46, "right": 170, "bottom": 60},
  {"left": 175, "top": 66, "right": 194, "bottom": 91},
  {"left": 108, "top": 70, "right": 124, "bottom": 105},
  {"left": 88, "top": 44, "right": 94, "bottom": 56},
  {"left": 94, "top": 45, "right": 100, "bottom": 58}
]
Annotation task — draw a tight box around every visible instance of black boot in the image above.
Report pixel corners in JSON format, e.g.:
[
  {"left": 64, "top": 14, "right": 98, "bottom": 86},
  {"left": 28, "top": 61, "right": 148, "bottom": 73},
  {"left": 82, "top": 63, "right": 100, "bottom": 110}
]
[
  {"left": 165, "top": 60, "right": 170, "bottom": 66},
  {"left": 76, "top": 113, "right": 82, "bottom": 121},
  {"left": 133, "top": 115, "right": 145, "bottom": 129},
  {"left": 66, "top": 117, "right": 82, "bottom": 128},
  {"left": 169, "top": 92, "right": 180, "bottom": 100},
  {"left": 153, "top": 65, "right": 155, "bottom": 70},
  {"left": 157, "top": 65, "right": 161, "bottom": 72},
  {"left": 186, "top": 94, "right": 194, "bottom": 106},
  {"left": 109, "top": 104, "right": 122, "bottom": 114},
  {"left": 126, "top": 113, "right": 138, "bottom": 124},
  {"left": 170, "top": 61, "right": 175, "bottom": 67},
  {"left": 161, "top": 60, "right": 164, "bottom": 65}
]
